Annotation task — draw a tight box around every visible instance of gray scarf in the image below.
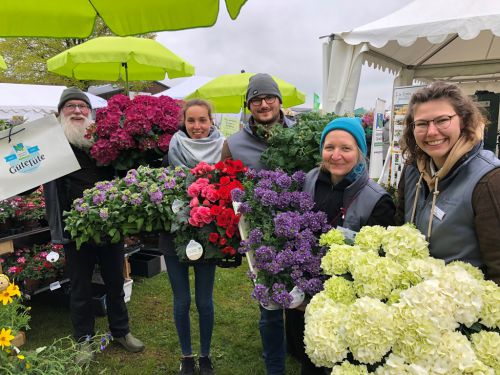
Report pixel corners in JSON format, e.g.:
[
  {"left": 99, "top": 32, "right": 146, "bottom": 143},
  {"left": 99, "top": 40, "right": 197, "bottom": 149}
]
[{"left": 167, "top": 127, "right": 225, "bottom": 168}]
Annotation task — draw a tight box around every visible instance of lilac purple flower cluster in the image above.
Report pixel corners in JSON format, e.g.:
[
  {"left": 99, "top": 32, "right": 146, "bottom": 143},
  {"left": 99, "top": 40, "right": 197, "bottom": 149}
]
[{"left": 237, "top": 169, "right": 330, "bottom": 308}]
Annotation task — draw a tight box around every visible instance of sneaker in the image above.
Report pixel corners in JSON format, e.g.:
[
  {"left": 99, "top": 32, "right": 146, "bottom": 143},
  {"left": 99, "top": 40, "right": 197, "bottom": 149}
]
[
  {"left": 75, "top": 340, "right": 95, "bottom": 366},
  {"left": 114, "top": 333, "right": 145, "bottom": 353},
  {"left": 199, "top": 356, "right": 214, "bottom": 375},
  {"left": 179, "top": 356, "right": 196, "bottom": 375}
]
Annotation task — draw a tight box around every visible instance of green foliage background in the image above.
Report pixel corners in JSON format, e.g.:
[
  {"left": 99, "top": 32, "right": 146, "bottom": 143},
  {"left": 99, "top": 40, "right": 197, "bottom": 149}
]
[{"left": 261, "top": 112, "right": 339, "bottom": 173}]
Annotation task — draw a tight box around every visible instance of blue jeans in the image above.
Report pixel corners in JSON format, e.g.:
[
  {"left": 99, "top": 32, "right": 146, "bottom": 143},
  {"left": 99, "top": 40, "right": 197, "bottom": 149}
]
[
  {"left": 165, "top": 256, "right": 216, "bottom": 357},
  {"left": 259, "top": 306, "right": 285, "bottom": 375}
]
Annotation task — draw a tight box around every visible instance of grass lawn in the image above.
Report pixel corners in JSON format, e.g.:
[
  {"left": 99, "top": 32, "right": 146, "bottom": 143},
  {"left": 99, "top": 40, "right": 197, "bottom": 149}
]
[{"left": 24, "top": 258, "right": 301, "bottom": 374}]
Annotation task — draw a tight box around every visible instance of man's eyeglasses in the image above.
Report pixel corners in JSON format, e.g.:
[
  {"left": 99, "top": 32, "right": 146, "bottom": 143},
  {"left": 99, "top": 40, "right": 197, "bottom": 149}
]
[
  {"left": 412, "top": 114, "right": 457, "bottom": 133},
  {"left": 249, "top": 95, "right": 277, "bottom": 106},
  {"left": 63, "top": 103, "right": 90, "bottom": 111}
]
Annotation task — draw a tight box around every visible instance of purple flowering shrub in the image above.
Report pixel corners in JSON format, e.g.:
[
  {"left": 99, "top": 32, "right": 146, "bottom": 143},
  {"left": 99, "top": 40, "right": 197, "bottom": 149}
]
[
  {"left": 64, "top": 165, "right": 187, "bottom": 249},
  {"left": 87, "top": 94, "right": 182, "bottom": 170},
  {"left": 233, "top": 169, "right": 331, "bottom": 308}
]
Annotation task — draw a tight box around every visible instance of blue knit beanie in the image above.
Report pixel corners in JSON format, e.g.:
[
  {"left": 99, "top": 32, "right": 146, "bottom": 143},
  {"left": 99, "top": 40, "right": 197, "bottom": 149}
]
[{"left": 319, "top": 117, "right": 367, "bottom": 156}]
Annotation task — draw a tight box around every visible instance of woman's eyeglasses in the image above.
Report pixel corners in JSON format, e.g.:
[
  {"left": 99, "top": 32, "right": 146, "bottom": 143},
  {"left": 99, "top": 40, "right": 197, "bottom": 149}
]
[{"left": 412, "top": 114, "right": 457, "bottom": 133}]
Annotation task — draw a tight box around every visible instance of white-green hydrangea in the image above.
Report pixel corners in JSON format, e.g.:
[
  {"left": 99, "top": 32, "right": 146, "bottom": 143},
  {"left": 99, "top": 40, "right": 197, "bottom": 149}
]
[
  {"left": 436, "top": 266, "right": 483, "bottom": 327},
  {"left": 374, "top": 353, "right": 427, "bottom": 375},
  {"left": 331, "top": 362, "right": 369, "bottom": 375},
  {"left": 386, "top": 288, "right": 404, "bottom": 305},
  {"left": 422, "top": 331, "right": 478, "bottom": 374},
  {"left": 354, "top": 225, "right": 386, "bottom": 252},
  {"left": 349, "top": 250, "right": 379, "bottom": 274},
  {"left": 319, "top": 228, "right": 345, "bottom": 247},
  {"left": 392, "top": 302, "right": 442, "bottom": 362},
  {"left": 351, "top": 257, "right": 404, "bottom": 300},
  {"left": 397, "top": 279, "right": 458, "bottom": 332},
  {"left": 381, "top": 224, "right": 429, "bottom": 263},
  {"left": 448, "top": 261, "right": 485, "bottom": 281},
  {"left": 305, "top": 290, "right": 337, "bottom": 320},
  {"left": 341, "top": 297, "right": 395, "bottom": 364},
  {"left": 323, "top": 276, "right": 356, "bottom": 305},
  {"left": 321, "top": 244, "right": 360, "bottom": 275},
  {"left": 478, "top": 280, "right": 500, "bottom": 329},
  {"left": 471, "top": 331, "right": 500, "bottom": 372},
  {"left": 304, "top": 303, "right": 349, "bottom": 368},
  {"left": 405, "top": 257, "right": 446, "bottom": 283}
]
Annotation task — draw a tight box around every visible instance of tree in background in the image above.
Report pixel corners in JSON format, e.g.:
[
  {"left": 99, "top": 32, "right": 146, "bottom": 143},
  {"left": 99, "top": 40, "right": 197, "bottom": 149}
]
[{"left": 0, "top": 18, "right": 155, "bottom": 91}]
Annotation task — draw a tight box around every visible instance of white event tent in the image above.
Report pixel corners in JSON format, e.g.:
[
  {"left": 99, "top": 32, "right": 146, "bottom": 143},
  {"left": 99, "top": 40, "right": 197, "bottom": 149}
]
[
  {"left": 0, "top": 83, "right": 107, "bottom": 122},
  {"left": 154, "top": 76, "right": 214, "bottom": 99},
  {"left": 322, "top": 0, "right": 500, "bottom": 114}
]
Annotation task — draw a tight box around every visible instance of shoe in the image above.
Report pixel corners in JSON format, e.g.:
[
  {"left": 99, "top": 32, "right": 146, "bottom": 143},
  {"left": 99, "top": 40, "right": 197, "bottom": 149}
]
[
  {"left": 75, "top": 340, "right": 95, "bottom": 366},
  {"left": 179, "top": 356, "right": 196, "bottom": 375},
  {"left": 114, "top": 333, "right": 145, "bottom": 353},
  {"left": 199, "top": 356, "right": 214, "bottom": 375}
]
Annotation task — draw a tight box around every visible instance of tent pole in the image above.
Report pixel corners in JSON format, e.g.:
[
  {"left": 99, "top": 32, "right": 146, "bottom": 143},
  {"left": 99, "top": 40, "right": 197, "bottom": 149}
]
[{"left": 122, "top": 62, "right": 129, "bottom": 97}]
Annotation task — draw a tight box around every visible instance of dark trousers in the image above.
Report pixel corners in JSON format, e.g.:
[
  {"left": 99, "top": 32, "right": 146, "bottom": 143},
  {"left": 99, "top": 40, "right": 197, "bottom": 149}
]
[
  {"left": 259, "top": 307, "right": 286, "bottom": 375},
  {"left": 285, "top": 309, "right": 328, "bottom": 375},
  {"left": 65, "top": 241, "right": 129, "bottom": 341}
]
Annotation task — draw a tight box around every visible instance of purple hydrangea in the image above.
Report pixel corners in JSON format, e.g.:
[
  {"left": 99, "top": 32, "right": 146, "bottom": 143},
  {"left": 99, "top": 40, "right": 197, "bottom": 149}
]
[
  {"left": 149, "top": 190, "right": 163, "bottom": 204},
  {"left": 275, "top": 173, "right": 292, "bottom": 190},
  {"left": 291, "top": 170, "right": 306, "bottom": 188},
  {"left": 92, "top": 192, "right": 106, "bottom": 205}
]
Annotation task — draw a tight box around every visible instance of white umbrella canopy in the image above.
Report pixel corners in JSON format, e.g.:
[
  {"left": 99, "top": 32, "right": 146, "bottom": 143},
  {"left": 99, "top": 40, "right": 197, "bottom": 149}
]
[
  {"left": 323, "top": 0, "right": 500, "bottom": 114},
  {"left": 154, "top": 76, "right": 214, "bottom": 99}
]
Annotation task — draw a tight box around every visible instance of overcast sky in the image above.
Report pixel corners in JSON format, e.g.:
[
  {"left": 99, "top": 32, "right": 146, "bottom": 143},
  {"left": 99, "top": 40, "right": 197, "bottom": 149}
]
[{"left": 157, "top": 0, "right": 413, "bottom": 110}]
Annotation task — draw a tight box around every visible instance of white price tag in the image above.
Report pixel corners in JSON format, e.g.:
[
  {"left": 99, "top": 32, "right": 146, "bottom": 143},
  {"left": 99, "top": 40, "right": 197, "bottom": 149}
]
[
  {"left": 49, "top": 281, "right": 61, "bottom": 291},
  {"left": 186, "top": 239, "right": 203, "bottom": 260},
  {"left": 46, "top": 251, "right": 60, "bottom": 263},
  {"left": 172, "top": 199, "right": 184, "bottom": 214}
]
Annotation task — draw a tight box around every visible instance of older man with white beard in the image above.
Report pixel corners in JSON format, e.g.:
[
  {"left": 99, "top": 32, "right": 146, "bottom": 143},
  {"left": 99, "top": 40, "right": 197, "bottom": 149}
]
[{"left": 43, "top": 87, "right": 144, "bottom": 359}]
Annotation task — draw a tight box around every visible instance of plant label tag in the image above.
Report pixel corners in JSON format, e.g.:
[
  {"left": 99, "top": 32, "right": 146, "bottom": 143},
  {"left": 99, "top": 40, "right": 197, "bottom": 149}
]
[
  {"left": 433, "top": 206, "right": 445, "bottom": 221},
  {"left": 49, "top": 281, "right": 61, "bottom": 291},
  {"left": 172, "top": 199, "right": 184, "bottom": 214},
  {"left": 337, "top": 226, "right": 357, "bottom": 245},
  {"left": 46, "top": 251, "right": 60, "bottom": 263},
  {"left": 186, "top": 239, "right": 203, "bottom": 260}
]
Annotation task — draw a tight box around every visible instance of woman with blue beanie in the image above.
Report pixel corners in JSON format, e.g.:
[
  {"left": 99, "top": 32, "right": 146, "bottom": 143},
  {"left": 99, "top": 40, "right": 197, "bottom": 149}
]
[{"left": 286, "top": 117, "right": 395, "bottom": 375}]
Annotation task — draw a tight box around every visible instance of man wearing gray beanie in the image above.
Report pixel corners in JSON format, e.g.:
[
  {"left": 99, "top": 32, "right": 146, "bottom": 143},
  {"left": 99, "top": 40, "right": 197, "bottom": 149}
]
[
  {"left": 220, "top": 73, "right": 294, "bottom": 171},
  {"left": 220, "top": 73, "right": 295, "bottom": 374},
  {"left": 42, "top": 87, "right": 145, "bottom": 360}
]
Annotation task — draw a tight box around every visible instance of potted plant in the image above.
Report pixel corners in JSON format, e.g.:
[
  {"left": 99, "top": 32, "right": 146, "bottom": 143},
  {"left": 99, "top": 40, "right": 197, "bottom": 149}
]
[
  {"left": 0, "top": 198, "right": 17, "bottom": 235},
  {"left": 233, "top": 168, "right": 331, "bottom": 309},
  {"left": 1, "top": 243, "right": 65, "bottom": 293},
  {"left": 86, "top": 94, "right": 182, "bottom": 170},
  {"left": 15, "top": 187, "right": 46, "bottom": 230},
  {"left": 65, "top": 165, "right": 188, "bottom": 249},
  {"left": 173, "top": 159, "right": 247, "bottom": 266}
]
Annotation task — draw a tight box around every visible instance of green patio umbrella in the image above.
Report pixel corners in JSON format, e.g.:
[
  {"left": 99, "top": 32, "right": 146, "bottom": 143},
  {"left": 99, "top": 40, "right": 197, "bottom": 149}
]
[
  {"left": 0, "top": 55, "right": 6, "bottom": 70},
  {"left": 0, "top": 0, "right": 247, "bottom": 38},
  {"left": 185, "top": 72, "right": 306, "bottom": 113},
  {"left": 47, "top": 36, "right": 194, "bottom": 95}
]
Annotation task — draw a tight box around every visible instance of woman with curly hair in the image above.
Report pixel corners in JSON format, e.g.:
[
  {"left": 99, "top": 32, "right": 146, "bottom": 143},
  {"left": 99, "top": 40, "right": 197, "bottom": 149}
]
[{"left": 396, "top": 81, "right": 500, "bottom": 284}]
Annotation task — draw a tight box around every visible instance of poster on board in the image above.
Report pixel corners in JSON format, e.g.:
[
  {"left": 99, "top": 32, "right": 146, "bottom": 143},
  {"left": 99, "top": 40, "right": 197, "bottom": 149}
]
[
  {"left": 386, "top": 85, "right": 425, "bottom": 187},
  {"left": 369, "top": 98, "right": 386, "bottom": 179}
]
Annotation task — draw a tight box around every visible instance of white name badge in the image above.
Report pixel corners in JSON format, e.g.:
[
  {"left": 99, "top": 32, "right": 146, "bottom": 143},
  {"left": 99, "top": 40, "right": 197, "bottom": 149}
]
[{"left": 433, "top": 206, "right": 446, "bottom": 221}]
